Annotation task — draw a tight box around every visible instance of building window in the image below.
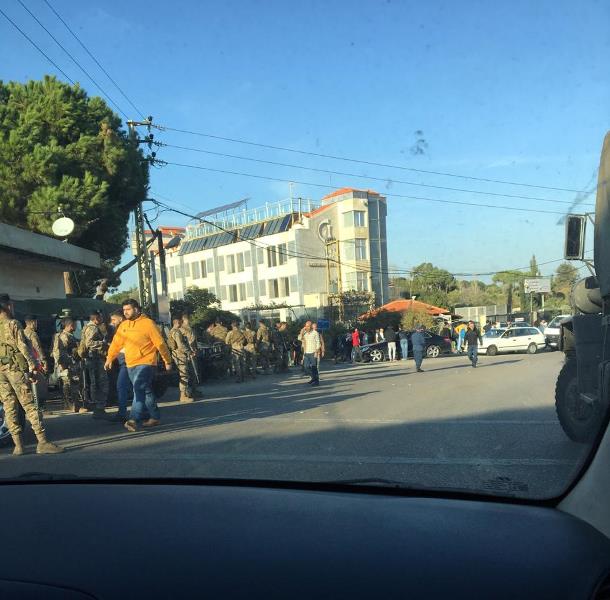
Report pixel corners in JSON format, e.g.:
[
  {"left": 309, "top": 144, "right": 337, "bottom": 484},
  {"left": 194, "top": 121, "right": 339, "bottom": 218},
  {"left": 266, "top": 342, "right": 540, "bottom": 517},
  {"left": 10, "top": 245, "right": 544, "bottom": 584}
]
[
  {"left": 169, "top": 266, "right": 175, "bottom": 283},
  {"left": 277, "top": 243, "right": 288, "bottom": 265},
  {"left": 227, "top": 255, "right": 236, "bottom": 274},
  {"left": 176, "top": 264, "right": 183, "bottom": 279},
  {"left": 200, "top": 260, "right": 207, "bottom": 278},
  {"left": 239, "top": 282, "right": 246, "bottom": 301},
  {"left": 357, "top": 272, "right": 368, "bottom": 291},
  {"left": 237, "top": 253, "right": 245, "bottom": 272},
  {"left": 268, "top": 279, "right": 280, "bottom": 299},
  {"left": 344, "top": 210, "right": 366, "bottom": 227},
  {"left": 229, "top": 284, "right": 238, "bottom": 302},
  {"left": 217, "top": 256, "right": 225, "bottom": 272},
  {"left": 184, "top": 263, "right": 191, "bottom": 278},
  {"left": 191, "top": 262, "right": 200, "bottom": 279},
  {"left": 206, "top": 258, "right": 214, "bottom": 274},
  {"left": 280, "top": 277, "right": 290, "bottom": 297},
  {"left": 257, "top": 248, "right": 264, "bottom": 264},
  {"left": 354, "top": 239, "right": 367, "bottom": 260},
  {"left": 267, "top": 247, "right": 277, "bottom": 267}
]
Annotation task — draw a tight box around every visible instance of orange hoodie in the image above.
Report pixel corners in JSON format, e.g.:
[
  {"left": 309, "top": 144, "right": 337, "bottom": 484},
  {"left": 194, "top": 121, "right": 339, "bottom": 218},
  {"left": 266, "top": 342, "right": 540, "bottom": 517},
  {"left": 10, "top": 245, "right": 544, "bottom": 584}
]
[{"left": 107, "top": 315, "right": 171, "bottom": 368}]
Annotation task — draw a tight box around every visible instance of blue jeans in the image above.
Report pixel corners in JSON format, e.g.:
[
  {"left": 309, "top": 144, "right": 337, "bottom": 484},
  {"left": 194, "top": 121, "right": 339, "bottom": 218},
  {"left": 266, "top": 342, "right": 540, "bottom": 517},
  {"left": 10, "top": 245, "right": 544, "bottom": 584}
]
[
  {"left": 303, "top": 353, "right": 319, "bottom": 383},
  {"left": 468, "top": 345, "right": 478, "bottom": 366},
  {"left": 127, "top": 365, "right": 160, "bottom": 423},
  {"left": 117, "top": 364, "right": 132, "bottom": 418},
  {"left": 400, "top": 339, "right": 409, "bottom": 360},
  {"left": 413, "top": 350, "right": 424, "bottom": 370}
]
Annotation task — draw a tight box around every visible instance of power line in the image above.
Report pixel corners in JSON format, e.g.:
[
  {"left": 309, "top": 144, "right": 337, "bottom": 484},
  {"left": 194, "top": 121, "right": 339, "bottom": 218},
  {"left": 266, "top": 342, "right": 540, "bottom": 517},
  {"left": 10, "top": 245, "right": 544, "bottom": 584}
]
[
  {"left": 155, "top": 142, "right": 590, "bottom": 208},
  {"left": 42, "top": 0, "right": 146, "bottom": 120},
  {"left": 0, "top": 6, "right": 74, "bottom": 84},
  {"left": 16, "top": 0, "right": 129, "bottom": 120},
  {"left": 151, "top": 123, "right": 588, "bottom": 194},
  {"left": 156, "top": 159, "right": 568, "bottom": 216}
]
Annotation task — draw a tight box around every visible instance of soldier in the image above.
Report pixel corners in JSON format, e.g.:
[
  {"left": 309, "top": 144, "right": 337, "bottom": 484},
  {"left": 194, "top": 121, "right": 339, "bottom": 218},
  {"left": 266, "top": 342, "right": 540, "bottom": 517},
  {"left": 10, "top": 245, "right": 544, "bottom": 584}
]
[
  {"left": 256, "top": 320, "right": 271, "bottom": 373},
  {"left": 168, "top": 317, "right": 195, "bottom": 403},
  {"left": 243, "top": 321, "right": 257, "bottom": 379},
  {"left": 225, "top": 321, "right": 246, "bottom": 383},
  {"left": 79, "top": 310, "right": 110, "bottom": 419},
  {"left": 23, "top": 315, "right": 48, "bottom": 373},
  {"left": 181, "top": 314, "right": 200, "bottom": 393},
  {"left": 211, "top": 319, "right": 230, "bottom": 376},
  {"left": 0, "top": 301, "right": 63, "bottom": 455},
  {"left": 53, "top": 317, "right": 85, "bottom": 413},
  {"left": 272, "top": 322, "right": 289, "bottom": 374}
]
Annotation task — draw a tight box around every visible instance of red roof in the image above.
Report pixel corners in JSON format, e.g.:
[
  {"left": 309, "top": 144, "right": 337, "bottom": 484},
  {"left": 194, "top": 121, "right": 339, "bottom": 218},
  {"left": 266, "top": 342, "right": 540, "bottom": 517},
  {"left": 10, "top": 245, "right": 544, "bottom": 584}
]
[{"left": 360, "top": 299, "right": 449, "bottom": 319}]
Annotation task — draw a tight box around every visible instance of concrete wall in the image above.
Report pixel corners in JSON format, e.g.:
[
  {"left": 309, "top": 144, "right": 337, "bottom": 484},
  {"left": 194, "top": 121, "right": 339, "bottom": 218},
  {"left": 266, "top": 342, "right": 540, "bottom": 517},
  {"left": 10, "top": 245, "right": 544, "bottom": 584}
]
[{"left": 0, "top": 253, "right": 66, "bottom": 300}]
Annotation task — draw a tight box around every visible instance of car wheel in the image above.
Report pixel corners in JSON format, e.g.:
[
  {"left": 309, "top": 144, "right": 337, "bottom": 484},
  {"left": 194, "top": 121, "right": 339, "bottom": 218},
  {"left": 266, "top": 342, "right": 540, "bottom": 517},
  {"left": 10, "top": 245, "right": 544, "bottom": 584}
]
[
  {"left": 486, "top": 345, "right": 498, "bottom": 356},
  {"left": 527, "top": 343, "right": 537, "bottom": 354},
  {"left": 426, "top": 345, "right": 441, "bottom": 358},
  {"left": 369, "top": 349, "right": 385, "bottom": 362}
]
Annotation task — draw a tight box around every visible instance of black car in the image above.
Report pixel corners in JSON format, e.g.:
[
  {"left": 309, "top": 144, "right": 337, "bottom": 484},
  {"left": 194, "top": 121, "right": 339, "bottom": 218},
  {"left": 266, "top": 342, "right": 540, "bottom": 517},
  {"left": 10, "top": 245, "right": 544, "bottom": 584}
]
[{"left": 360, "top": 330, "right": 452, "bottom": 362}]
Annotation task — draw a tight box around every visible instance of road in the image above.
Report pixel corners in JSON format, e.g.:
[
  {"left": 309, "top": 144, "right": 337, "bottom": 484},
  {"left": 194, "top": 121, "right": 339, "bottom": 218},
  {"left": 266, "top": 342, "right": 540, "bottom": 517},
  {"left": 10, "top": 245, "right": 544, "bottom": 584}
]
[{"left": 0, "top": 350, "right": 590, "bottom": 499}]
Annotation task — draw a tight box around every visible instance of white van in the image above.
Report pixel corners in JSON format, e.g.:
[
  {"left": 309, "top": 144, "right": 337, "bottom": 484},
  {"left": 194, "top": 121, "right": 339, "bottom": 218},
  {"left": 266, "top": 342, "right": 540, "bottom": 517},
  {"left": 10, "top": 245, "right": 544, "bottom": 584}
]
[{"left": 544, "top": 314, "right": 571, "bottom": 349}]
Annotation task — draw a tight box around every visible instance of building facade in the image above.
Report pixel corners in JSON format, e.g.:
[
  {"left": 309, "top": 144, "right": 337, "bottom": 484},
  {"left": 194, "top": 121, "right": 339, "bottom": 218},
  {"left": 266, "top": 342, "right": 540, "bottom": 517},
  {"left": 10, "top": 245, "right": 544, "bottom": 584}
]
[{"left": 150, "top": 188, "right": 389, "bottom": 321}]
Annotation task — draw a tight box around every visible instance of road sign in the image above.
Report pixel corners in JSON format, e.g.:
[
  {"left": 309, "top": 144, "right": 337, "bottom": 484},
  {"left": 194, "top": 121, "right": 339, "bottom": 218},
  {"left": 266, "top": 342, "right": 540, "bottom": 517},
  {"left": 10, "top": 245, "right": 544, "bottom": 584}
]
[
  {"left": 524, "top": 277, "right": 551, "bottom": 293},
  {"left": 317, "top": 319, "right": 330, "bottom": 331}
]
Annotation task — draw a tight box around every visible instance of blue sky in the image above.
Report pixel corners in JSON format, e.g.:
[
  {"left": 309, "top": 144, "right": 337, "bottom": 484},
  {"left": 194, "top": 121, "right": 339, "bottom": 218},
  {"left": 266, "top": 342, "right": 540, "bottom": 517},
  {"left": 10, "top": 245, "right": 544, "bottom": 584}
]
[{"left": 2, "top": 0, "right": 609, "bottom": 289}]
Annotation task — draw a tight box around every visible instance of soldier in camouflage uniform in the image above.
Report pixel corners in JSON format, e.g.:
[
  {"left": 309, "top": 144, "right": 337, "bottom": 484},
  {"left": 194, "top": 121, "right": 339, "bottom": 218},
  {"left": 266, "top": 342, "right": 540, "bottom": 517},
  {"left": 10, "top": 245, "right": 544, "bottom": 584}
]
[
  {"left": 53, "top": 318, "right": 84, "bottom": 413},
  {"left": 225, "top": 322, "right": 246, "bottom": 383},
  {"left": 256, "top": 320, "right": 271, "bottom": 374},
  {"left": 243, "top": 321, "right": 257, "bottom": 379},
  {"left": 180, "top": 314, "right": 200, "bottom": 395},
  {"left": 79, "top": 310, "right": 110, "bottom": 419},
  {"left": 0, "top": 301, "right": 63, "bottom": 455},
  {"left": 168, "top": 317, "right": 195, "bottom": 403},
  {"left": 23, "top": 315, "right": 48, "bottom": 372},
  {"left": 211, "top": 320, "right": 230, "bottom": 377}
]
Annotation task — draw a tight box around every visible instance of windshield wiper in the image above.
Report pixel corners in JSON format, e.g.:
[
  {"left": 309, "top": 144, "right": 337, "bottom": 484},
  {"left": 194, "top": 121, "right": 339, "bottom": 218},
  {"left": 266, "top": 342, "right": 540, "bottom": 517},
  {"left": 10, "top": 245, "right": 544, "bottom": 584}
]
[
  {"left": 322, "top": 478, "right": 407, "bottom": 488},
  {"left": 0, "top": 472, "right": 82, "bottom": 482}
]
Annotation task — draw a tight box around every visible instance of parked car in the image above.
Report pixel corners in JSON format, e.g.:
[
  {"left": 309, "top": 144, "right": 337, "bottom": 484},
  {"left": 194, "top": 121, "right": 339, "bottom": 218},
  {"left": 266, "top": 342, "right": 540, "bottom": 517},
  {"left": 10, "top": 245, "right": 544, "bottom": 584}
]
[
  {"left": 544, "top": 314, "right": 571, "bottom": 349},
  {"left": 478, "top": 326, "right": 546, "bottom": 356},
  {"left": 361, "top": 330, "right": 452, "bottom": 362}
]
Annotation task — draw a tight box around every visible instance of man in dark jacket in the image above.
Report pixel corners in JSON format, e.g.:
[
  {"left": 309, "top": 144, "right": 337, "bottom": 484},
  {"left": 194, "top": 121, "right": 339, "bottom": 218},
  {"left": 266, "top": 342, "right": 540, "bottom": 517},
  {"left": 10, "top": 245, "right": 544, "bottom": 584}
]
[
  {"left": 385, "top": 325, "right": 397, "bottom": 361},
  {"left": 465, "top": 321, "right": 483, "bottom": 368},
  {"left": 410, "top": 325, "right": 426, "bottom": 372}
]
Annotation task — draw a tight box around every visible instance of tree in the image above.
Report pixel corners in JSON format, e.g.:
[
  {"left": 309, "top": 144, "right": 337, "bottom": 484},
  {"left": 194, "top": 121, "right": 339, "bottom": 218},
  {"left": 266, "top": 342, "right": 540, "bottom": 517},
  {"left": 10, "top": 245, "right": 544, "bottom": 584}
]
[
  {"left": 0, "top": 76, "right": 148, "bottom": 294},
  {"left": 106, "top": 286, "right": 138, "bottom": 305},
  {"left": 529, "top": 255, "right": 540, "bottom": 277},
  {"left": 400, "top": 309, "right": 436, "bottom": 331},
  {"left": 410, "top": 262, "right": 456, "bottom": 308}
]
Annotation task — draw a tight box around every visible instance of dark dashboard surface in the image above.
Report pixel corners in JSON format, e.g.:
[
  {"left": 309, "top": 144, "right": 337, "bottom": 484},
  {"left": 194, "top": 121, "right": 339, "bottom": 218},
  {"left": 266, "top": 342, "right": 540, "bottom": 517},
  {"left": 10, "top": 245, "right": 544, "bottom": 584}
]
[{"left": 1, "top": 483, "right": 609, "bottom": 599}]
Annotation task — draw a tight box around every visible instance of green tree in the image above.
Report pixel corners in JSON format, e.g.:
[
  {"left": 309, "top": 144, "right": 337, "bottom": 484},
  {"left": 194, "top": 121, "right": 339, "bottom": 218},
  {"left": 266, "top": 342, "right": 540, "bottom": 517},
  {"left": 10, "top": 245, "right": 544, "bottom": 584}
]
[
  {"left": 529, "top": 255, "right": 540, "bottom": 277},
  {"left": 400, "top": 309, "right": 436, "bottom": 331},
  {"left": 106, "top": 286, "right": 138, "bottom": 305},
  {"left": 410, "top": 262, "right": 456, "bottom": 308},
  {"left": 0, "top": 76, "right": 148, "bottom": 294}
]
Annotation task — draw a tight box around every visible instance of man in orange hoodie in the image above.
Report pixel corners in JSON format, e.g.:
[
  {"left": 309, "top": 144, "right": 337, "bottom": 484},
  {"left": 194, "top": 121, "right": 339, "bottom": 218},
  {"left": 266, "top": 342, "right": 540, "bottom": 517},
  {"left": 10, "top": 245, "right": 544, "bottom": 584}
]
[{"left": 104, "top": 299, "right": 172, "bottom": 432}]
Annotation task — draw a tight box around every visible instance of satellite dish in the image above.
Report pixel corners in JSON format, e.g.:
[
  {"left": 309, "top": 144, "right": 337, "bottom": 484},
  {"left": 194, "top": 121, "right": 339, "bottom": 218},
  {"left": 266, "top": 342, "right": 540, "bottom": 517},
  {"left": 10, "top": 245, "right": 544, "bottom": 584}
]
[{"left": 52, "top": 217, "right": 75, "bottom": 237}]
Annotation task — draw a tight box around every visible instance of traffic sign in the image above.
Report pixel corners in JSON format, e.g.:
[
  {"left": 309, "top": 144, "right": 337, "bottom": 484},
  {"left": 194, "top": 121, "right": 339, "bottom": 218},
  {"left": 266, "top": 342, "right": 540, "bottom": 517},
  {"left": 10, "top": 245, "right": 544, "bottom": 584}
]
[{"left": 524, "top": 277, "right": 551, "bottom": 293}]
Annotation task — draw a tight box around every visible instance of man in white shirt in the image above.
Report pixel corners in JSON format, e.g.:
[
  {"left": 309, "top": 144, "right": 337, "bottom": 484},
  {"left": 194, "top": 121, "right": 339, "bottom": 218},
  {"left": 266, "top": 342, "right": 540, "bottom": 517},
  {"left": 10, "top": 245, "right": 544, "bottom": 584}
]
[{"left": 300, "top": 321, "right": 321, "bottom": 386}]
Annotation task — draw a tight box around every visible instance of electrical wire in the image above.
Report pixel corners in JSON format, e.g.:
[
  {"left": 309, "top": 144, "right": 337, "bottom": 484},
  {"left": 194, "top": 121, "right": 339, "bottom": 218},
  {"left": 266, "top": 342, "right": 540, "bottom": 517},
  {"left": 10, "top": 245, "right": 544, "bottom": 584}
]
[
  {"left": 16, "top": 0, "right": 129, "bottom": 120},
  {"left": 42, "top": 0, "right": 146, "bottom": 120},
  {"left": 154, "top": 142, "right": 590, "bottom": 207},
  {"left": 0, "top": 6, "right": 74, "bottom": 83},
  {"left": 155, "top": 160, "right": 568, "bottom": 216},
  {"left": 151, "top": 123, "right": 589, "bottom": 194}
]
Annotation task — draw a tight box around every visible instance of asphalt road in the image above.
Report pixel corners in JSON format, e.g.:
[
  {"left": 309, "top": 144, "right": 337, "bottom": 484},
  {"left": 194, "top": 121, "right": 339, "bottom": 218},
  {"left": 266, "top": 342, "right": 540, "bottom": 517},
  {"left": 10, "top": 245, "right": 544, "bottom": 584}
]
[{"left": 0, "top": 350, "right": 591, "bottom": 500}]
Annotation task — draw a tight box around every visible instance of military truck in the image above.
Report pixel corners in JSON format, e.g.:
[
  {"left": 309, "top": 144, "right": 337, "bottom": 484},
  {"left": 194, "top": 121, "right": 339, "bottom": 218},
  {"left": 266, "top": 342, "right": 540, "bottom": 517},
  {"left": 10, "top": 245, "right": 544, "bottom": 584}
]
[{"left": 555, "top": 131, "right": 610, "bottom": 443}]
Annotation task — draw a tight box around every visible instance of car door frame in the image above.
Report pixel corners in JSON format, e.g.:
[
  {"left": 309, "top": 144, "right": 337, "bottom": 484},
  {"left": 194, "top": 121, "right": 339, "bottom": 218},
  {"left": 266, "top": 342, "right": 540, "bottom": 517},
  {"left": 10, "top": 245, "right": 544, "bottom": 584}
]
[{"left": 499, "top": 328, "right": 521, "bottom": 353}]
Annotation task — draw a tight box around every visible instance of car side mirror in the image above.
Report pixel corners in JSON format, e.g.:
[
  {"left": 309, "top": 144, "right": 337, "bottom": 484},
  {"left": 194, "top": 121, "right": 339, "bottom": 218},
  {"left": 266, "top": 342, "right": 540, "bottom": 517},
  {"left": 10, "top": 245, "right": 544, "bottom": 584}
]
[{"left": 564, "top": 214, "right": 586, "bottom": 260}]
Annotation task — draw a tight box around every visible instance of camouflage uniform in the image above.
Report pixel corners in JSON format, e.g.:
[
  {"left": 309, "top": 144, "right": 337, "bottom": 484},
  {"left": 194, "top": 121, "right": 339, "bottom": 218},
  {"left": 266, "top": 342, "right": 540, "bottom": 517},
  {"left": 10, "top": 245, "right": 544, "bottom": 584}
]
[
  {"left": 225, "top": 327, "right": 246, "bottom": 383},
  {"left": 168, "top": 325, "right": 194, "bottom": 399},
  {"left": 0, "top": 318, "right": 45, "bottom": 437},
  {"left": 23, "top": 325, "right": 47, "bottom": 371},
  {"left": 243, "top": 327, "right": 257, "bottom": 379},
  {"left": 180, "top": 322, "right": 198, "bottom": 353},
  {"left": 53, "top": 329, "right": 82, "bottom": 411},
  {"left": 79, "top": 321, "right": 109, "bottom": 411},
  {"left": 272, "top": 327, "right": 289, "bottom": 373},
  {"left": 211, "top": 324, "right": 230, "bottom": 375},
  {"left": 256, "top": 324, "right": 271, "bottom": 372}
]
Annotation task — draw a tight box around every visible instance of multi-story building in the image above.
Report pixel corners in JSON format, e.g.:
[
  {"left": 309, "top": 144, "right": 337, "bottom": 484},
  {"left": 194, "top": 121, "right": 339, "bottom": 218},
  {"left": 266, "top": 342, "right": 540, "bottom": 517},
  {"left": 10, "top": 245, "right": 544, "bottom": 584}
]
[{"left": 150, "top": 187, "right": 389, "bottom": 321}]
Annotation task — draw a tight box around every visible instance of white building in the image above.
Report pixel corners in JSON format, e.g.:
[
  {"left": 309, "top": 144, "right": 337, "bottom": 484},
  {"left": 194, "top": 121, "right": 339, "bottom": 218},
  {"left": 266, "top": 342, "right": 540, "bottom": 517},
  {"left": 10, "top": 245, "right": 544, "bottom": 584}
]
[{"left": 151, "top": 188, "right": 389, "bottom": 321}]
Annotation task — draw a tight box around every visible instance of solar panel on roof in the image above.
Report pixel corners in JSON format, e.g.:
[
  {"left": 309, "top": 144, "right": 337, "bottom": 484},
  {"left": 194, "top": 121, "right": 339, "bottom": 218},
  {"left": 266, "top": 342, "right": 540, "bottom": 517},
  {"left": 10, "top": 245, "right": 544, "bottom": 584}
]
[{"left": 278, "top": 214, "right": 292, "bottom": 233}]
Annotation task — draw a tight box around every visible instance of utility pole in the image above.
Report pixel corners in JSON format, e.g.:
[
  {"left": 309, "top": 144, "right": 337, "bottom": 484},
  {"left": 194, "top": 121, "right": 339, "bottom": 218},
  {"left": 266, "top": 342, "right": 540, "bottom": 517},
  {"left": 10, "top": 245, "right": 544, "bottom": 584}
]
[{"left": 127, "top": 117, "right": 156, "bottom": 317}]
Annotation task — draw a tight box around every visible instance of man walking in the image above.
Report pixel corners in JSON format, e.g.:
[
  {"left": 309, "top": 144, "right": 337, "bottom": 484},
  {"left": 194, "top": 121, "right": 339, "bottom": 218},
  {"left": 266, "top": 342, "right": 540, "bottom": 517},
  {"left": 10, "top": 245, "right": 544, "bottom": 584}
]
[
  {"left": 104, "top": 299, "right": 172, "bottom": 432},
  {"left": 168, "top": 317, "right": 195, "bottom": 402},
  {"left": 0, "top": 301, "right": 63, "bottom": 454},
  {"left": 79, "top": 310, "right": 110, "bottom": 419},
  {"left": 465, "top": 321, "right": 483, "bottom": 368},
  {"left": 107, "top": 310, "right": 131, "bottom": 423},
  {"left": 398, "top": 329, "right": 410, "bottom": 361},
  {"left": 385, "top": 325, "right": 397, "bottom": 361},
  {"left": 312, "top": 322, "right": 325, "bottom": 371},
  {"left": 53, "top": 318, "right": 84, "bottom": 412},
  {"left": 301, "top": 321, "right": 321, "bottom": 386},
  {"left": 411, "top": 325, "right": 426, "bottom": 373},
  {"left": 351, "top": 328, "right": 362, "bottom": 363},
  {"left": 225, "top": 321, "right": 247, "bottom": 383}
]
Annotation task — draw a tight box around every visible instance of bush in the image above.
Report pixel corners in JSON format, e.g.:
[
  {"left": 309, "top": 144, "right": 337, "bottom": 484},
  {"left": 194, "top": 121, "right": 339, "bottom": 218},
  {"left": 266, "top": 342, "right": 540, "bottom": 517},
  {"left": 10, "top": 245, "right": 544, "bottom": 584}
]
[{"left": 400, "top": 309, "right": 436, "bottom": 331}]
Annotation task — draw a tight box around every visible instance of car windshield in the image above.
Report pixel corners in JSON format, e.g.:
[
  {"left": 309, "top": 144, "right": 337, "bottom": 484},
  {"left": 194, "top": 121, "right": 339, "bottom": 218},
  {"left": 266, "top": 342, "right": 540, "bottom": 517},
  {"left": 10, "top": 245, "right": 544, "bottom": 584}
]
[
  {"left": 0, "top": 0, "right": 608, "bottom": 503},
  {"left": 548, "top": 316, "right": 569, "bottom": 329}
]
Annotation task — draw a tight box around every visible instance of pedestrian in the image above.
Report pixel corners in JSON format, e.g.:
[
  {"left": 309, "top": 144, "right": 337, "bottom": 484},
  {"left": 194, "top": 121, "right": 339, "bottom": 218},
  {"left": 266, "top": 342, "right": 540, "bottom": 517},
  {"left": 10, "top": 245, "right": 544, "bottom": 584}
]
[
  {"left": 411, "top": 324, "right": 426, "bottom": 372},
  {"left": 362, "top": 330, "right": 369, "bottom": 345},
  {"left": 385, "top": 325, "right": 397, "bottom": 361},
  {"left": 301, "top": 320, "right": 321, "bottom": 385},
  {"left": 377, "top": 328, "right": 385, "bottom": 342},
  {"left": 225, "top": 321, "right": 247, "bottom": 383},
  {"left": 168, "top": 317, "right": 195, "bottom": 402},
  {"left": 104, "top": 299, "right": 172, "bottom": 432},
  {"left": 440, "top": 323, "right": 452, "bottom": 340},
  {"left": 53, "top": 317, "right": 85, "bottom": 412},
  {"left": 243, "top": 322, "right": 258, "bottom": 378},
  {"left": 351, "top": 328, "right": 362, "bottom": 363},
  {"left": 457, "top": 324, "right": 466, "bottom": 354},
  {"left": 398, "top": 329, "right": 410, "bottom": 361},
  {"left": 23, "top": 314, "right": 48, "bottom": 414},
  {"left": 79, "top": 309, "right": 110, "bottom": 419},
  {"left": 0, "top": 300, "right": 63, "bottom": 454},
  {"left": 106, "top": 310, "right": 131, "bottom": 423},
  {"left": 539, "top": 319, "right": 548, "bottom": 333},
  {"left": 483, "top": 320, "right": 492, "bottom": 334},
  {"left": 256, "top": 320, "right": 271, "bottom": 374},
  {"left": 312, "top": 322, "right": 325, "bottom": 371},
  {"left": 465, "top": 320, "right": 483, "bottom": 368}
]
